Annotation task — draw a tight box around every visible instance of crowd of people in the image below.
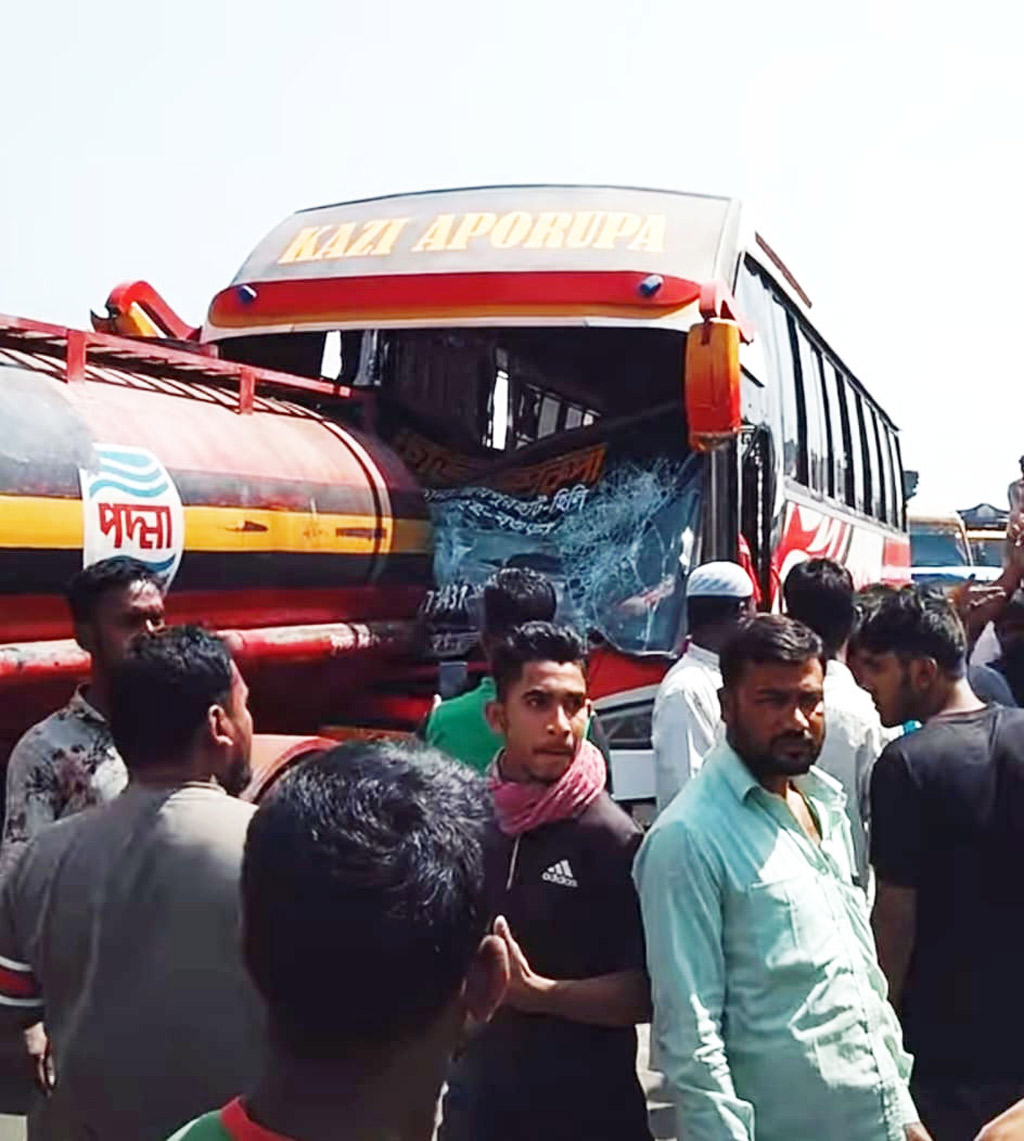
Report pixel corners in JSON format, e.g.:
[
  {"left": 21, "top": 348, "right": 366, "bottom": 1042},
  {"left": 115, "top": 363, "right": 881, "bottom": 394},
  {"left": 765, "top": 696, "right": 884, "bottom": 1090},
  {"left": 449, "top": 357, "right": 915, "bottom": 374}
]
[{"left": 3, "top": 553, "right": 1024, "bottom": 1140}]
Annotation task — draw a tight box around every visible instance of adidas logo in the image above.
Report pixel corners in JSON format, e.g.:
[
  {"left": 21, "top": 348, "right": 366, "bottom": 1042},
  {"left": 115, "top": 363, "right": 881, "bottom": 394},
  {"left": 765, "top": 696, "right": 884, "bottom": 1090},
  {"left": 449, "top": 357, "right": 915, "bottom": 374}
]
[{"left": 541, "top": 859, "right": 578, "bottom": 888}]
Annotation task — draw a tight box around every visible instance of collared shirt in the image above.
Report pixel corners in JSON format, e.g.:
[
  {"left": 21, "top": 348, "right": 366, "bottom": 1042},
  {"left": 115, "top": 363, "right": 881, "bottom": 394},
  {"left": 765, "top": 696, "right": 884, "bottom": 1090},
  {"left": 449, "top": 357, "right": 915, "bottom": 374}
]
[
  {"left": 651, "top": 643, "right": 722, "bottom": 814},
  {"left": 634, "top": 741, "right": 917, "bottom": 1141},
  {"left": 818, "top": 659, "right": 888, "bottom": 890},
  {"left": 0, "top": 689, "right": 127, "bottom": 881},
  {"left": 0, "top": 782, "right": 265, "bottom": 1141}
]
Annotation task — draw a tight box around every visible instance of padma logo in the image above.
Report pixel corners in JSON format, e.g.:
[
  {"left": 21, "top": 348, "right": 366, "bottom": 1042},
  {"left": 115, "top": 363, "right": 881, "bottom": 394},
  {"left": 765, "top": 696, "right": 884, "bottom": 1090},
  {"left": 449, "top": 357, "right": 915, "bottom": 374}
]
[{"left": 78, "top": 445, "right": 184, "bottom": 586}]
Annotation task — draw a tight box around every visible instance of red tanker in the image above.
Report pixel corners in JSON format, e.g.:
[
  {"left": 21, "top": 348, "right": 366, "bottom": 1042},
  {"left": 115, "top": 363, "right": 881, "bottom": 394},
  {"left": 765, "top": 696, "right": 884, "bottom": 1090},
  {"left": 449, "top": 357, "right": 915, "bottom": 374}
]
[{"left": 0, "top": 317, "right": 433, "bottom": 770}]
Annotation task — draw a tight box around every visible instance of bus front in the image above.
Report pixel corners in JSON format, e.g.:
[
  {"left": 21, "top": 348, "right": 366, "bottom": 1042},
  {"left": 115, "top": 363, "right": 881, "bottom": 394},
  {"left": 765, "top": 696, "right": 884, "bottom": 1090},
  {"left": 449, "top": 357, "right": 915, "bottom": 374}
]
[{"left": 205, "top": 186, "right": 757, "bottom": 805}]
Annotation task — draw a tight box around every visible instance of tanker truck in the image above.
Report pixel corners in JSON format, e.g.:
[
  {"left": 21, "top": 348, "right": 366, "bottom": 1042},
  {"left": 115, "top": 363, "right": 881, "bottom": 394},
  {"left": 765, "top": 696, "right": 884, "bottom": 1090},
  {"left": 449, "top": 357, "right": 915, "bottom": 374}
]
[{"left": 0, "top": 184, "right": 911, "bottom": 804}]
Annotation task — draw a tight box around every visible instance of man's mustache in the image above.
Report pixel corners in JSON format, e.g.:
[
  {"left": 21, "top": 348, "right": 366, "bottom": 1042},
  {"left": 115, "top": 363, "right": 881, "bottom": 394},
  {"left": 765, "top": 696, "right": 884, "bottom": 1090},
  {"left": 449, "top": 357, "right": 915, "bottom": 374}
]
[{"left": 772, "top": 732, "right": 816, "bottom": 748}]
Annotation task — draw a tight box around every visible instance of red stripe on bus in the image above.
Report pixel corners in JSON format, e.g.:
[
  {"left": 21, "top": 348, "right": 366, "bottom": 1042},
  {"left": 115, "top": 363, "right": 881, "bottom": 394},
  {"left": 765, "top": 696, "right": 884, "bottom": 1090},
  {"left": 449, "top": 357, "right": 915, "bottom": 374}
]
[{"left": 208, "top": 271, "right": 703, "bottom": 328}]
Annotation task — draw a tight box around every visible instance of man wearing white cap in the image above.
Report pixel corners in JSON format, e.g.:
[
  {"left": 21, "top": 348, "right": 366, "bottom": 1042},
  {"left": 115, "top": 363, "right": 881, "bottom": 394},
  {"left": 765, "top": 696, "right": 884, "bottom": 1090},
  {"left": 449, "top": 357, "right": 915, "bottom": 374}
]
[{"left": 652, "top": 561, "right": 754, "bottom": 815}]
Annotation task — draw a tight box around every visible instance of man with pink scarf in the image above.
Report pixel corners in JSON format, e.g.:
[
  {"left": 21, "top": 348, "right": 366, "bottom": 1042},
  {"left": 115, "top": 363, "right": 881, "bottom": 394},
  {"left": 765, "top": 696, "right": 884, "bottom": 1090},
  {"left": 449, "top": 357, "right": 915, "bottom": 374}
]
[{"left": 439, "top": 622, "right": 652, "bottom": 1141}]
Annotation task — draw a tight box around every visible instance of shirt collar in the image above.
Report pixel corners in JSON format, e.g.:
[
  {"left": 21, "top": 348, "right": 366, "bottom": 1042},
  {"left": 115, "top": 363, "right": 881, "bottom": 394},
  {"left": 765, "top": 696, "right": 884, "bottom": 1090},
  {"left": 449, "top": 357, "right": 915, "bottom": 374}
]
[
  {"left": 684, "top": 643, "right": 720, "bottom": 668},
  {"left": 67, "top": 687, "right": 107, "bottom": 726},
  {"left": 713, "top": 740, "right": 845, "bottom": 807}
]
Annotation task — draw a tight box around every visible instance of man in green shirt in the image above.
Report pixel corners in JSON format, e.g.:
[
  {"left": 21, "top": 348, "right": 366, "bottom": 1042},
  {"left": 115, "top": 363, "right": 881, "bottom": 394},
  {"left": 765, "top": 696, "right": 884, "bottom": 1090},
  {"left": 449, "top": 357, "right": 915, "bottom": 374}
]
[
  {"left": 167, "top": 740, "right": 509, "bottom": 1141},
  {"left": 426, "top": 568, "right": 611, "bottom": 775},
  {"left": 635, "top": 615, "right": 928, "bottom": 1141}
]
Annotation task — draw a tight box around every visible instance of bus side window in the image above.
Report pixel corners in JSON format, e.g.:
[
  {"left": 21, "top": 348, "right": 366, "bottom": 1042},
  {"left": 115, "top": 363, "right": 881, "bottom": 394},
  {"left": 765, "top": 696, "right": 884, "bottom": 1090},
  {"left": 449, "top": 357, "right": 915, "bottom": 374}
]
[
  {"left": 838, "top": 375, "right": 866, "bottom": 513},
  {"left": 885, "top": 426, "right": 903, "bottom": 528},
  {"left": 769, "top": 295, "right": 801, "bottom": 482},
  {"left": 890, "top": 431, "right": 907, "bottom": 529},
  {"left": 820, "top": 359, "right": 848, "bottom": 504},
  {"left": 853, "top": 390, "right": 877, "bottom": 518},
  {"left": 811, "top": 348, "right": 834, "bottom": 499},
  {"left": 793, "top": 328, "right": 828, "bottom": 496},
  {"left": 868, "top": 407, "right": 889, "bottom": 522},
  {"left": 736, "top": 263, "right": 778, "bottom": 385}
]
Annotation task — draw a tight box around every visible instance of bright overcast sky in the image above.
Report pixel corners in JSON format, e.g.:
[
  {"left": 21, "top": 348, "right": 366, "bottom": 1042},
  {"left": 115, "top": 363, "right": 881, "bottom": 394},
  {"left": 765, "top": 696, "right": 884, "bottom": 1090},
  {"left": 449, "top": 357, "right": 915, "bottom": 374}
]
[{"left": 2, "top": 0, "right": 1020, "bottom": 509}]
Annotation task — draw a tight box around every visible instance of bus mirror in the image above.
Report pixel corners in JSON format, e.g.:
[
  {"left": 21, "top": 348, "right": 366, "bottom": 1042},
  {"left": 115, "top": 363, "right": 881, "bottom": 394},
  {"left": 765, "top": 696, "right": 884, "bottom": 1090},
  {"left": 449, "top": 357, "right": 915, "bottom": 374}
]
[{"left": 685, "top": 319, "right": 742, "bottom": 451}]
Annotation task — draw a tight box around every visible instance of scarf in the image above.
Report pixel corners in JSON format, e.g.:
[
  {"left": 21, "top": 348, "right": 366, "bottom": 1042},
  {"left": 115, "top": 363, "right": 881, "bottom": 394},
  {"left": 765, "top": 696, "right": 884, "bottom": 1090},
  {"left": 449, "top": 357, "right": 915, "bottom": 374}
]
[{"left": 487, "top": 738, "right": 606, "bottom": 837}]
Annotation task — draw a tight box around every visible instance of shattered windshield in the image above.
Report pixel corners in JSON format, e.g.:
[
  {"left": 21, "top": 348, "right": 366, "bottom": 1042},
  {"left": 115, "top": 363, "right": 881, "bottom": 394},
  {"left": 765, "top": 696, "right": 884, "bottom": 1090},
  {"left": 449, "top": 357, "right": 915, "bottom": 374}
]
[{"left": 368, "top": 326, "right": 700, "bottom": 656}]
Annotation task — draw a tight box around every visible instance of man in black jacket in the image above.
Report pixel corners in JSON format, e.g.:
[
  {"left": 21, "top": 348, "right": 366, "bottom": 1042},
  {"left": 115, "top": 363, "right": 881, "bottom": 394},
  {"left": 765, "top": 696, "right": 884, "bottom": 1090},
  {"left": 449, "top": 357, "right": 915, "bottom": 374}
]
[{"left": 440, "top": 621, "right": 652, "bottom": 1141}]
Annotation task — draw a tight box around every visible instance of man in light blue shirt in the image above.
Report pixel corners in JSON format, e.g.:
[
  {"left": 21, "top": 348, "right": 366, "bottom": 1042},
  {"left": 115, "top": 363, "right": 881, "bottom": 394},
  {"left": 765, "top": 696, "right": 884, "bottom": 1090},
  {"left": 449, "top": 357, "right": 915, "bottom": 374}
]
[{"left": 634, "top": 615, "right": 928, "bottom": 1141}]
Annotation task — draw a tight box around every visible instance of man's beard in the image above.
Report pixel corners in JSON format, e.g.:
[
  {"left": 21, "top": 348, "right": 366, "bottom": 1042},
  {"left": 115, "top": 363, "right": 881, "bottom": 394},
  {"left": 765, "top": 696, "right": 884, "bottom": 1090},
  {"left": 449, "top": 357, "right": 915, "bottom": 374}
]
[
  {"left": 887, "top": 663, "right": 922, "bottom": 727},
  {"left": 729, "top": 723, "right": 821, "bottom": 780}
]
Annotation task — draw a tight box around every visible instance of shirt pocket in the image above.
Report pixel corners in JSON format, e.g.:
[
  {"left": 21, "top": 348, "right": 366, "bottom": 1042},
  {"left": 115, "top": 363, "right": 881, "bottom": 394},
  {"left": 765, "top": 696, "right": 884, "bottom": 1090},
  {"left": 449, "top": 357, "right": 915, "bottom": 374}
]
[{"left": 742, "top": 874, "right": 839, "bottom": 975}]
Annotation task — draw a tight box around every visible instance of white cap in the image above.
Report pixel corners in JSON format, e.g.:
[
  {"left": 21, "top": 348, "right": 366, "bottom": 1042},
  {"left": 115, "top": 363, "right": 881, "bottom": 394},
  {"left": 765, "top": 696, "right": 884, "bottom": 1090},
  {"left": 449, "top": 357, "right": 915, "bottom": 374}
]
[{"left": 685, "top": 561, "right": 754, "bottom": 600}]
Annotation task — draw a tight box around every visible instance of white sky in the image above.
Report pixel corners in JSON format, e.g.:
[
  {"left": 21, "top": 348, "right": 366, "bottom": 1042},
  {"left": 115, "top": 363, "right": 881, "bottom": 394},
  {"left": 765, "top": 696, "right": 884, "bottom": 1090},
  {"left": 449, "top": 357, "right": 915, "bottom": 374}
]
[{"left": 2, "top": 0, "right": 1021, "bottom": 509}]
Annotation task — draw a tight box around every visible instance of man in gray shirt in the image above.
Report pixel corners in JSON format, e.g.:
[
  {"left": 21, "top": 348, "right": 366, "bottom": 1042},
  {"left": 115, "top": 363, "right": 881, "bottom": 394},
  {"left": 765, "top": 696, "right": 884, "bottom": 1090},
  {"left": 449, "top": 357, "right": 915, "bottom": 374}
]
[{"left": 0, "top": 625, "right": 263, "bottom": 1141}]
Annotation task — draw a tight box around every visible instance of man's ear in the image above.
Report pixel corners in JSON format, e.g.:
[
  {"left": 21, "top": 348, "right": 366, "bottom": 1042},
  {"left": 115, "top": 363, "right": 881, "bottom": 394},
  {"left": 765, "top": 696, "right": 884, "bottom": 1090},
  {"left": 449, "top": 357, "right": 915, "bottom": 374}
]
[
  {"left": 909, "top": 657, "right": 939, "bottom": 691},
  {"left": 463, "top": 933, "right": 509, "bottom": 1025},
  {"left": 207, "top": 703, "right": 235, "bottom": 750},
  {"left": 73, "top": 621, "right": 95, "bottom": 657},
  {"left": 484, "top": 700, "right": 507, "bottom": 738}
]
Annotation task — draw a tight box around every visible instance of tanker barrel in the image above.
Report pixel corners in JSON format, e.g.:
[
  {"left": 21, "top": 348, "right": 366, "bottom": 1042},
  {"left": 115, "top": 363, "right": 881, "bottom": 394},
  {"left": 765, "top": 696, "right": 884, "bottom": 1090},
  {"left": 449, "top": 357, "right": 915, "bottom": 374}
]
[{"left": 0, "top": 619, "right": 419, "bottom": 689}]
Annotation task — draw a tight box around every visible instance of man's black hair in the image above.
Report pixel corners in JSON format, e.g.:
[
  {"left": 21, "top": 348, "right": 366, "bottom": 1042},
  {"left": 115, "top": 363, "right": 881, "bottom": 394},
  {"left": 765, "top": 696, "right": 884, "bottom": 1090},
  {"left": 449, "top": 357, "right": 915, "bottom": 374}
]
[
  {"left": 687, "top": 595, "right": 748, "bottom": 632},
  {"left": 491, "top": 621, "right": 587, "bottom": 699},
  {"left": 720, "top": 615, "right": 825, "bottom": 690},
  {"left": 65, "top": 556, "right": 162, "bottom": 624},
  {"left": 483, "top": 568, "right": 557, "bottom": 640},
  {"left": 241, "top": 742, "right": 491, "bottom": 1061},
  {"left": 856, "top": 584, "right": 967, "bottom": 675},
  {"left": 108, "top": 625, "right": 234, "bottom": 770},
  {"left": 783, "top": 558, "right": 855, "bottom": 658},
  {"left": 849, "top": 584, "right": 896, "bottom": 652}
]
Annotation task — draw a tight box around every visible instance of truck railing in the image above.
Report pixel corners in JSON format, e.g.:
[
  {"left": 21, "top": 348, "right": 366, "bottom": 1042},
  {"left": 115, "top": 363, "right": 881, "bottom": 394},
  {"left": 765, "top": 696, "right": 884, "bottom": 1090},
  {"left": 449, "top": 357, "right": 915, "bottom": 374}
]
[{"left": 0, "top": 313, "right": 372, "bottom": 422}]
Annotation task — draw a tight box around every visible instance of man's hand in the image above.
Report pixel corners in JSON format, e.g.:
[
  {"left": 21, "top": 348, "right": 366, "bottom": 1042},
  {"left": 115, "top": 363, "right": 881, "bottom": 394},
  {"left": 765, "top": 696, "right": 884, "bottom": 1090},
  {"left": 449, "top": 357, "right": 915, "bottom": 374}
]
[
  {"left": 976, "top": 1097, "right": 1024, "bottom": 1140},
  {"left": 494, "top": 916, "right": 552, "bottom": 1015},
  {"left": 904, "top": 1123, "right": 932, "bottom": 1141},
  {"left": 952, "top": 581, "right": 1010, "bottom": 646},
  {"left": 23, "top": 1022, "right": 52, "bottom": 1096}
]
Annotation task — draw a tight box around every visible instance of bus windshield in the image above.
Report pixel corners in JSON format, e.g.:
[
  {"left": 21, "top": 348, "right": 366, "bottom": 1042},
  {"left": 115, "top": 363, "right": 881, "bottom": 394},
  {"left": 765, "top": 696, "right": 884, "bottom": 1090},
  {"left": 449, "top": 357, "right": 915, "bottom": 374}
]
[{"left": 365, "top": 326, "right": 702, "bottom": 656}]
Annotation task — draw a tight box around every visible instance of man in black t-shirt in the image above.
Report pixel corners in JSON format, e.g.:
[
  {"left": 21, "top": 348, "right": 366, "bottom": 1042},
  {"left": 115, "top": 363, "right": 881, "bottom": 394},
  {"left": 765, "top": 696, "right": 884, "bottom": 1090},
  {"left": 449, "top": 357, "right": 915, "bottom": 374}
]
[
  {"left": 857, "top": 585, "right": 1024, "bottom": 1141},
  {"left": 439, "top": 622, "right": 652, "bottom": 1141}
]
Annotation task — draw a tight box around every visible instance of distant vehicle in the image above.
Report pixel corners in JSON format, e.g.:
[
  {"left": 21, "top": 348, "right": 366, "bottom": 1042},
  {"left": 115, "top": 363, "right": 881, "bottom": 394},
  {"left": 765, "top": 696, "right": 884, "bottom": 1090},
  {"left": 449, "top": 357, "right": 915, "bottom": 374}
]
[{"left": 909, "top": 506, "right": 999, "bottom": 586}]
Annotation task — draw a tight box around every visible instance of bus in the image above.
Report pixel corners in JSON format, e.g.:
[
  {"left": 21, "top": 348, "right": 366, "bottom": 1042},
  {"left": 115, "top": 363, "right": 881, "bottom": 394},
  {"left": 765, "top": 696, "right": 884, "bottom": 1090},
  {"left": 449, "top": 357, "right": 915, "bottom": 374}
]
[{"left": 192, "top": 184, "right": 909, "bottom": 803}]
